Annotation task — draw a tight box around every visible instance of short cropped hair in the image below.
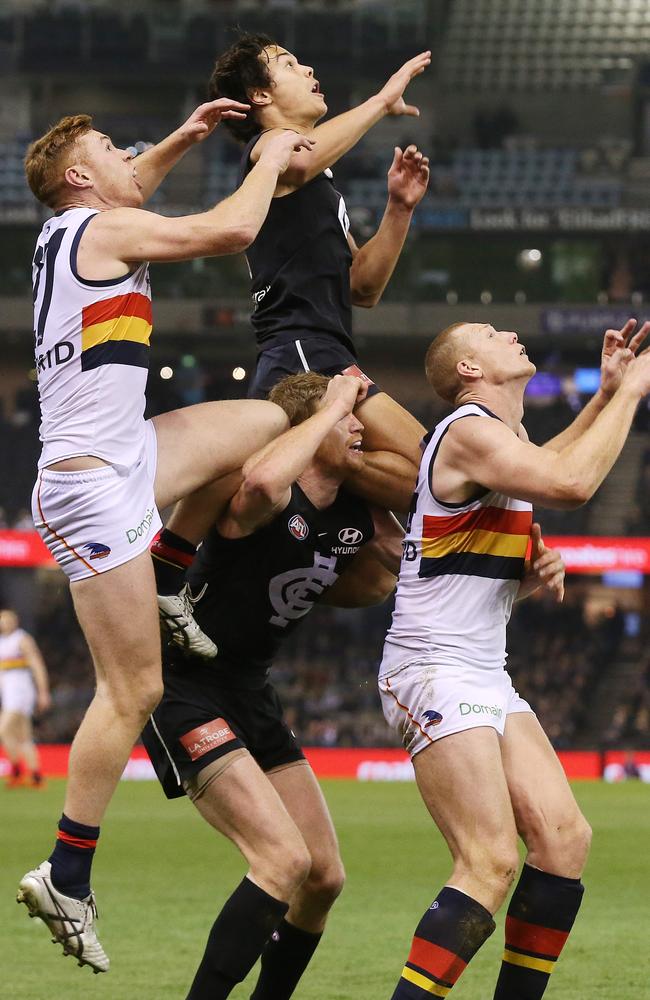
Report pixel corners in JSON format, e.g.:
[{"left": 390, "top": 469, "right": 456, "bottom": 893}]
[
  {"left": 425, "top": 323, "right": 471, "bottom": 403},
  {"left": 208, "top": 32, "right": 276, "bottom": 143},
  {"left": 24, "top": 114, "right": 93, "bottom": 208},
  {"left": 268, "top": 372, "right": 331, "bottom": 425}
]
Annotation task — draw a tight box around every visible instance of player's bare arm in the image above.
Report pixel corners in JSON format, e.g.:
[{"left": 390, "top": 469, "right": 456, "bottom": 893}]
[
  {"left": 76, "top": 130, "right": 313, "bottom": 275},
  {"left": 252, "top": 51, "right": 431, "bottom": 192},
  {"left": 439, "top": 352, "right": 650, "bottom": 509},
  {"left": 541, "top": 319, "right": 650, "bottom": 452},
  {"left": 130, "top": 99, "right": 250, "bottom": 201},
  {"left": 349, "top": 145, "right": 429, "bottom": 307},
  {"left": 20, "top": 633, "right": 51, "bottom": 713},
  {"left": 220, "top": 374, "right": 367, "bottom": 536},
  {"left": 321, "top": 507, "right": 403, "bottom": 607}
]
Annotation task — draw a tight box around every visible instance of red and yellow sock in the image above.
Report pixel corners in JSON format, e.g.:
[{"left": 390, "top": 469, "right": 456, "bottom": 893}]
[
  {"left": 493, "top": 864, "right": 584, "bottom": 999},
  {"left": 392, "top": 887, "right": 495, "bottom": 998}
]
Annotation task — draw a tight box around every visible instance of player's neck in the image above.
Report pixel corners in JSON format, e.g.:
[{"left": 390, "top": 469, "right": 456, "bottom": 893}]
[
  {"left": 458, "top": 383, "right": 525, "bottom": 432},
  {"left": 297, "top": 466, "right": 341, "bottom": 509},
  {"left": 260, "top": 111, "right": 320, "bottom": 134}
]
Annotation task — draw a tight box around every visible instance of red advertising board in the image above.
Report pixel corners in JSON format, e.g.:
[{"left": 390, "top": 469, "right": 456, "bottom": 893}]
[
  {"left": 4, "top": 746, "right": 646, "bottom": 781},
  {"left": 1, "top": 531, "right": 649, "bottom": 574}
]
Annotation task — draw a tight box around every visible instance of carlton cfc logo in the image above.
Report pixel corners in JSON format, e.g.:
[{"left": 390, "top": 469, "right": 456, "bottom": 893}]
[{"left": 288, "top": 514, "right": 309, "bottom": 540}]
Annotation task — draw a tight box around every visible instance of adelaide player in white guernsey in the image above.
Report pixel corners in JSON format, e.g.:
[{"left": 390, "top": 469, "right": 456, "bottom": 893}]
[
  {"left": 381, "top": 319, "right": 650, "bottom": 1000},
  {"left": 17, "top": 106, "right": 313, "bottom": 973},
  {"left": 0, "top": 609, "right": 51, "bottom": 788}
]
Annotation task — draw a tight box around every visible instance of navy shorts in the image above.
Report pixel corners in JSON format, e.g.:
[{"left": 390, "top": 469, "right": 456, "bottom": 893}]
[
  {"left": 142, "top": 655, "right": 304, "bottom": 800},
  {"left": 248, "top": 335, "right": 381, "bottom": 400}
]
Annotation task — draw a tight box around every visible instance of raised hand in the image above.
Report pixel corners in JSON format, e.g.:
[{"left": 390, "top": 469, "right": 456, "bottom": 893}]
[
  {"left": 376, "top": 51, "right": 432, "bottom": 117},
  {"left": 324, "top": 374, "right": 368, "bottom": 411},
  {"left": 259, "top": 130, "right": 315, "bottom": 175},
  {"left": 178, "top": 99, "right": 251, "bottom": 144},
  {"left": 600, "top": 318, "right": 650, "bottom": 398},
  {"left": 528, "top": 523, "right": 565, "bottom": 603},
  {"left": 387, "top": 145, "right": 430, "bottom": 209}
]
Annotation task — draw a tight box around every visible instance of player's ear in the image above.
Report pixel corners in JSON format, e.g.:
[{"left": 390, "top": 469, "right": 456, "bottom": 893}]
[
  {"left": 64, "top": 163, "right": 93, "bottom": 191},
  {"left": 457, "top": 358, "right": 482, "bottom": 381},
  {"left": 248, "top": 87, "right": 272, "bottom": 108}
]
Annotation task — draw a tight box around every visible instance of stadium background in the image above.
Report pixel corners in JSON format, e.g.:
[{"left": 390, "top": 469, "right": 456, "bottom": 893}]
[{"left": 0, "top": 1, "right": 648, "bottom": 997}]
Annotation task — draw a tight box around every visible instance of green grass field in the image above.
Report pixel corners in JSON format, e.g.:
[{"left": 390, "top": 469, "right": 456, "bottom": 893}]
[{"left": 2, "top": 779, "right": 649, "bottom": 999}]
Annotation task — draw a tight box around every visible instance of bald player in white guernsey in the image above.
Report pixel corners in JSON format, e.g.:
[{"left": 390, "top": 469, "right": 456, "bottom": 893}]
[
  {"left": 381, "top": 319, "right": 650, "bottom": 1000},
  {"left": 17, "top": 105, "right": 312, "bottom": 973}
]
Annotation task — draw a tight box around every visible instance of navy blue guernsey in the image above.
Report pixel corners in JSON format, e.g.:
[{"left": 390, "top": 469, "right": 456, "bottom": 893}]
[
  {"left": 238, "top": 134, "right": 355, "bottom": 353},
  {"left": 176, "top": 484, "right": 374, "bottom": 681}
]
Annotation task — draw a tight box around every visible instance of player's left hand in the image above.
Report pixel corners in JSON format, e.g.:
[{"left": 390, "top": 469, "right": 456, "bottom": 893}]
[
  {"left": 387, "top": 145, "right": 430, "bottom": 210},
  {"left": 529, "top": 523, "right": 565, "bottom": 602},
  {"left": 37, "top": 690, "right": 52, "bottom": 714},
  {"left": 600, "top": 318, "right": 650, "bottom": 398},
  {"left": 178, "top": 99, "right": 250, "bottom": 144}
]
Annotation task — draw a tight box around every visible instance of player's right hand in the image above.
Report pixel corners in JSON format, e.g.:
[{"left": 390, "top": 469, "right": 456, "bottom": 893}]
[
  {"left": 259, "top": 130, "right": 315, "bottom": 174},
  {"left": 622, "top": 345, "right": 650, "bottom": 398},
  {"left": 377, "top": 51, "right": 432, "bottom": 117},
  {"left": 324, "top": 374, "right": 368, "bottom": 411}
]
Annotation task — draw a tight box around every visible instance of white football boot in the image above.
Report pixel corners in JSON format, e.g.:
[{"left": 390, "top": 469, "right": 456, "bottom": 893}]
[
  {"left": 158, "top": 584, "right": 217, "bottom": 658},
  {"left": 17, "top": 861, "right": 109, "bottom": 973}
]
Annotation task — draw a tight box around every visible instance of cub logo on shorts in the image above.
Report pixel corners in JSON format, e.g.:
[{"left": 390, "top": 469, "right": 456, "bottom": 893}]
[
  {"left": 341, "top": 363, "right": 374, "bottom": 385},
  {"left": 180, "top": 718, "right": 236, "bottom": 762},
  {"left": 288, "top": 513, "right": 309, "bottom": 540},
  {"left": 84, "top": 542, "right": 111, "bottom": 561},
  {"left": 422, "top": 709, "right": 443, "bottom": 728}
]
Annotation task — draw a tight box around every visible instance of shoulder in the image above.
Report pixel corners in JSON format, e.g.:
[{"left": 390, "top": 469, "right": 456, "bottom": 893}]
[{"left": 440, "top": 410, "right": 516, "bottom": 460}]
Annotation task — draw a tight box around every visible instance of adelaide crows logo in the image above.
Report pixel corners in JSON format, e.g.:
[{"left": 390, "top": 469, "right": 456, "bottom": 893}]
[
  {"left": 422, "top": 709, "right": 443, "bottom": 728},
  {"left": 84, "top": 542, "right": 111, "bottom": 561}
]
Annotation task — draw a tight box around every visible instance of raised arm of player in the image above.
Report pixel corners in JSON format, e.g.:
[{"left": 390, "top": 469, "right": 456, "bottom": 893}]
[
  {"left": 441, "top": 350, "right": 650, "bottom": 509},
  {"left": 220, "top": 375, "right": 367, "bottom": 536},
  {"left": 541, "top": 319, "right": 650, "bottom": 452},
  {"left": 78, "top": 131, "right": 313, "bottom": 272},
  {"left": 252, "top": 51, "right": 431, "bottom": 191},
  {"left": 20, "top": 633, "right": 51, "bottom": 714},
  {"left": 132, "top": 99, "right": 251, "bottom": 201},
  {"left": 349, "top": 145, "right": 429, "bottom": 307},
  {"left": 321, "top": 507, "right": 403, "bottom": 607}
]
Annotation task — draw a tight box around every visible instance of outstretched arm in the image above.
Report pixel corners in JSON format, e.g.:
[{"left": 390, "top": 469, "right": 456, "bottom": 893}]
[
  {"left": 77, "top": 131, "right": 313, "bottom": 275},
  {"left": 252, "top": 51, "right": 431, "bottom": 191},
  {"left": 133, "top": 99, "right": 250, "bottom": 201},
  {"left": 350, "top": 145, "right": 429, "bottom": 307},
  {"left": 443, "top": 350, "right": 650, "bottom": 509},
  {"left": 542, "top": 320, "right": 650, "bottom": 452}
]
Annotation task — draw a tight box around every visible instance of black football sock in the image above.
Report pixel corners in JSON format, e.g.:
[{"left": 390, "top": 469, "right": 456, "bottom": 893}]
[
  {"left": 493, "top": 864, "right": 584, "bottom": 999},
  {"left": 186, "top": 877, "right": 288, "bottom": 1000},
  {"left": 48, "top": 813, "right": 100, "bottom": 899},
  {"left": 250, "top": 918, "right": 322, "bottom": 1000},
  {"left": 151, "top": 528, "right": 196, "bottom": 595},
  {"left": 391, "top": 886, "right": 495, "bottom": 998}
]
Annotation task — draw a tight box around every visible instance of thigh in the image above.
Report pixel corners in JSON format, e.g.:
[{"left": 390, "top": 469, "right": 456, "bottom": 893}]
[
  {"left": 191, "top": 750, "right": 304, "bottom": 859},
  {"left": 414, "top": 727, "right": 517, "bottom": 861},
  {"left": 70, "top": 548, "right": 160, "bottom": 682},
  {"left": 267, "top": 761, "right": 341, "bottom": 871},
  {"left": 356, "top": 392, "right": 426, "bottom": 465},
  {"left": 152, "top": 399, "right": 287, "bottom": 510},
  {"left": 501, "top": 712, "right": 587, "bottom": 869}
]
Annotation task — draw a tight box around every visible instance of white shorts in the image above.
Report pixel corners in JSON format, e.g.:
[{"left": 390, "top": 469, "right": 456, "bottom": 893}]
[
  {"left": 32, "top": 420, "right": 162, "bottom": 583},
  {"left": 378, "top": 660, "right": 534, "bottom": 758},
  {"left": 0, "top": 669, "right": 36, "bottom": 716}
]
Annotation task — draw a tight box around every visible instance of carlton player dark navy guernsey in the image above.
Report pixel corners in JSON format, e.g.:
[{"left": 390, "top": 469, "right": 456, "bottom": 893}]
[
  {"left": 179, "top": 482, "right": 373, "bottom": 679},
  {"left": 238, "top": 134, "right": 354, "bottom": 354}
]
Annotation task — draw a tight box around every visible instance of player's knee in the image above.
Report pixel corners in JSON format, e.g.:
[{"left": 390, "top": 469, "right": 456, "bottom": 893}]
[
  {"left": 303, "top": 855, "right": 346, "bottom": 909},
  {"left": 257, "top": 837, "right": 312, "bottom": 899},
  {"left": 102, "top": 670, "right": 163, "bottom": 721},
  {"left": 465, "top": 839, "right": 519, "bottom": 902}
]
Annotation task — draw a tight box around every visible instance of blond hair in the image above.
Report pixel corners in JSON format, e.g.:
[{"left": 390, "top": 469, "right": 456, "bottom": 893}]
[
  {"left": 425, "top": 323, "right": 473, "bottom": 402},
  {"left": 268, "top": 372, "right": 331, "bottom": 424},
  {"left": 24, "top": 114, "right": 93, "bottom": 208}
]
